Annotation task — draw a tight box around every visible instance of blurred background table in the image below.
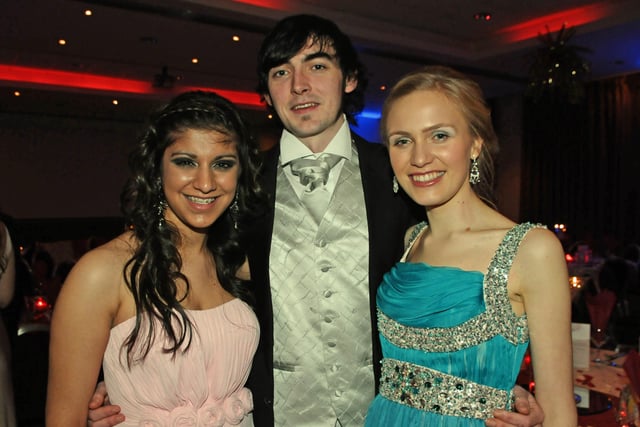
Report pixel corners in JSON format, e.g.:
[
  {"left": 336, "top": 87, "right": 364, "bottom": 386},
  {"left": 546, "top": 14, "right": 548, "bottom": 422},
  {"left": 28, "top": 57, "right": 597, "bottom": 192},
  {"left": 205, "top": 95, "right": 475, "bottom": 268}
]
[{"left": 576, "top": 348, "right": 629, "bottom": 427}]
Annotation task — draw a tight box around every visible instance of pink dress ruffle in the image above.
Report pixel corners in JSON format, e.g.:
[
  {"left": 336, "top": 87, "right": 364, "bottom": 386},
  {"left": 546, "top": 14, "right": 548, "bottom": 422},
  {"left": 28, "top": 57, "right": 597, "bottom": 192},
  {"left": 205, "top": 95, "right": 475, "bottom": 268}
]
[{"left": 103, "top": 299, "right": 259, "bottom": 427}]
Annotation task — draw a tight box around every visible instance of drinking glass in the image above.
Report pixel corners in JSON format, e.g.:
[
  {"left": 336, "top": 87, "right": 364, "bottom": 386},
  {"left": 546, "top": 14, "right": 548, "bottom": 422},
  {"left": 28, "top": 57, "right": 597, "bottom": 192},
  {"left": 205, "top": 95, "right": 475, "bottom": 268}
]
[{"left": 585, "top": 289, "right": 617, "bottom": 362}]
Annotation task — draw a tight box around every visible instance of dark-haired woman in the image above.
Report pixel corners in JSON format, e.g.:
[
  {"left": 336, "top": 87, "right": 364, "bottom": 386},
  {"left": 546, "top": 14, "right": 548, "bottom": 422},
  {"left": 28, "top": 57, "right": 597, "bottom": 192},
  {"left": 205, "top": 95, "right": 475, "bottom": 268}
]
[{"left": 46, "top": 91, "right": 265, "bottom": 427}]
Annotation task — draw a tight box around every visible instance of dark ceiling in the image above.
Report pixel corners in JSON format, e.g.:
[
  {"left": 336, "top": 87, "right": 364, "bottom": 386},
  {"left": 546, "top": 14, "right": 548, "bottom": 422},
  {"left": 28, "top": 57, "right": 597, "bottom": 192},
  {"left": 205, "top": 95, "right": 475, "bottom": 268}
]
[{"left": 1, "top": 0, "right": 639, "bottom": 123}]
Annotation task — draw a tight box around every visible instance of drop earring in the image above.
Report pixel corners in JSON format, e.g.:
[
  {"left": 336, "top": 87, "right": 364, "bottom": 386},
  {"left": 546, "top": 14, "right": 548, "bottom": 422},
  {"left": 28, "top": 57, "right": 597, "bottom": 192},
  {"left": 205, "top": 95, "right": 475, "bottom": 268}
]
[
  {"left": 392, "top": 176, "right": 399, "bottom": 194},
  {"left": 156, "top": 198, "right": 167, "bottom": 229},
  {"left": 155, "top": 177, "right": 167, "bottom": 229},
  {"left": 470, "top": 157, "right": 480, "bottom": 185},
  {"left": 229, "top": 193, "right": 239, "bottom": 230}
]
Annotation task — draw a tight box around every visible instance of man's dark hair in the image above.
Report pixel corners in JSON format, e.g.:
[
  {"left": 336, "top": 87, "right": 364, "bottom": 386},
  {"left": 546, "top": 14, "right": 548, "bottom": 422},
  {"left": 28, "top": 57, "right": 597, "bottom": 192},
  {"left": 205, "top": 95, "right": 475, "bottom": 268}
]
[{"left": 257, "top": 14, "right": 368, "bottom": 123}]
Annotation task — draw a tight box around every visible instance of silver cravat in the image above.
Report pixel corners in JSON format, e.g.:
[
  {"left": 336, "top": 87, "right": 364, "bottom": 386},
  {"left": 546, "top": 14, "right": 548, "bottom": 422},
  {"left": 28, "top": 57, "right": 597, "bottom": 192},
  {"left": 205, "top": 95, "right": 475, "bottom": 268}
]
[{"left": 290, "top": 154, "right": 341, "bottom": 222}]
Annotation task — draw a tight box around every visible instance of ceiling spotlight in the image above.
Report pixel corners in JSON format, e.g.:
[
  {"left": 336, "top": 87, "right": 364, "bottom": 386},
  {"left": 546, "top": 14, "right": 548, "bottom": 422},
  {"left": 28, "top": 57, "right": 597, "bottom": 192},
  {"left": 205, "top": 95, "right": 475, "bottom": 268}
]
[
  {"left": 232, "top": 35, "right": 240, "bottom": 42},
  {"left": 474, "top": 12, "right": 492, "bottom": 21},
  {"left": 58, "top": 39, "right": 67, "bottom": 46},
  {"left": 379, "top": 85, "right": 387, "bottom": 91},
  {"left": 13, "top": 91, "right": 21, "bottom": 97},
  {"left": 191, "top": 57, "right": 199, "bottom": 64},
  {"left": 84, "top": 9, "right": 93, "bottom": 16},
  {"left": 112, "top": 99, "right": 119, "bottom": 105}
]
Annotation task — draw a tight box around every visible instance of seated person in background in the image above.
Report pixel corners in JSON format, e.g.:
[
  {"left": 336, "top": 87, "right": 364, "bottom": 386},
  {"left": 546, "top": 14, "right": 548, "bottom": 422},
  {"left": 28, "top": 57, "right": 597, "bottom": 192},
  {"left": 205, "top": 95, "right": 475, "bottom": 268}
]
[
  {"left": 30, "top": 249, "right": 55, "bottom": 291},
  {"left": 45, "top": 260, "right": 75, "bottom": 307},
  {"left": 572, "top": 255, "right": 639, "bottom": 347},
  {"left": 600, "top": 255, "right": 640, "bottom": 347},
  {"left": 621, "top": 243, "right": 640, "bottom": 293}
]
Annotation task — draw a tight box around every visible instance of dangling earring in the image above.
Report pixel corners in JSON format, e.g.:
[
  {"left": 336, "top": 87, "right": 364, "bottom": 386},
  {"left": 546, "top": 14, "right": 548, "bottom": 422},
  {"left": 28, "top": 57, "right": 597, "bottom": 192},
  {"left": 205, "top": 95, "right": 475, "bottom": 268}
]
[
  {"left": 392, "top": 176, "right": 399, "bottom": 194},
  {"left": 155, "top": 177, "right": 167, "bottom": 229},
  {"left": 156, "top": 198, "right": 167, "bottom": 229},
  {"left": 229, "top": 193, "right": 239, "bottom": 230},
  {"left": 469, "top": 157, "right": 480, "bottom": 185}
]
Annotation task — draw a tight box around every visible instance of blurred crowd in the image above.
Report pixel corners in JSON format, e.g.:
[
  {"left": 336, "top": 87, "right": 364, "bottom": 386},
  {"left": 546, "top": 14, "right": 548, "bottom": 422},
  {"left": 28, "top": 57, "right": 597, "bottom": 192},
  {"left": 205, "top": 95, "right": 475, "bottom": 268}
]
[{"left": 0, "top": 212, "right": 106, "bottom": 427}]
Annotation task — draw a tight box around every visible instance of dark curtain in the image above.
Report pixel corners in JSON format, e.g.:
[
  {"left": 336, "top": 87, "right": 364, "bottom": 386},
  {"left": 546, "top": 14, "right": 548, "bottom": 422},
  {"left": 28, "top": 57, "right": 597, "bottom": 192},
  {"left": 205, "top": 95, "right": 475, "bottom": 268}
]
[{"left": 520, "top": 73, "right": 640, "bottom": 254}]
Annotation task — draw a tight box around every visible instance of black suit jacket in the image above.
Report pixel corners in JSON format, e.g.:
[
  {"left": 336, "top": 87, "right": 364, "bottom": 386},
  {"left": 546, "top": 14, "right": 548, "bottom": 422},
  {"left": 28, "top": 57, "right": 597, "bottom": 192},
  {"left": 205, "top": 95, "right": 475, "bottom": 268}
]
[{"left": 246, "top": 135, "right": 420, "bottom": 426}]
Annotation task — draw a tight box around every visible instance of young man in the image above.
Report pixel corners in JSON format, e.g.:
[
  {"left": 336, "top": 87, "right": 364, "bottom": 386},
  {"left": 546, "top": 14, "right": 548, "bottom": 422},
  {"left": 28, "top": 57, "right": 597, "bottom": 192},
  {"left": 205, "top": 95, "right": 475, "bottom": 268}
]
[
  {"left": 87, "top": 14, "right": 544, "bottom": 427},
  {"left": 245, "top": 14, "right": 419, "bottom": 426}
]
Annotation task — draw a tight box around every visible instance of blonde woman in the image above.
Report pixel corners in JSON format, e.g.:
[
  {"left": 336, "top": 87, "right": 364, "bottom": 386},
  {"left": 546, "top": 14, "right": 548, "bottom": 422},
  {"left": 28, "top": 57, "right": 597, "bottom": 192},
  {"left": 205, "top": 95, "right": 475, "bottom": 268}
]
[{"left": 365, "top": 66, "right": 576, "bottom": 426}]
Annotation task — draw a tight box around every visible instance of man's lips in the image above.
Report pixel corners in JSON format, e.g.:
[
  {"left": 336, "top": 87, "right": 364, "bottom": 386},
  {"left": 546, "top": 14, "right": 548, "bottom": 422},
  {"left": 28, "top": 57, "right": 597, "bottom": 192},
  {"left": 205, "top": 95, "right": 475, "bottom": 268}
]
[{"left": 291, "top": 102, "right": 319, "bottom": 111}]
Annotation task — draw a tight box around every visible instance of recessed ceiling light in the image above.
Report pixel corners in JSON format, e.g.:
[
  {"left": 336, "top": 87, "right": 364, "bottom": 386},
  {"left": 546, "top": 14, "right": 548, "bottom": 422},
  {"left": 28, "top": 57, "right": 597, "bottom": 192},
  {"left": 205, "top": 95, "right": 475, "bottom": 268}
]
[
  {"left": 232, "top": 35, "right": 240, "bottom": 42},
  {"left": 474, "top": 12, "right": 492, "bottom": 21},
  {"left": 84, "top": 9, "right": 92, "bottom": 16},
  {"left": 13, "top": 91, "right": 21, "bottom": 97},
  {"left": 379, "top": 85, "right": 387, "bottom": 91},
  {"left": 112, "top": 99, "right": 119, "bottom": 105},
  {"left": 58, "top": 39, "right": 67, "bottom": 46},
  {"left": 191, "top": 57, "right": 199, "bottom": 64}
]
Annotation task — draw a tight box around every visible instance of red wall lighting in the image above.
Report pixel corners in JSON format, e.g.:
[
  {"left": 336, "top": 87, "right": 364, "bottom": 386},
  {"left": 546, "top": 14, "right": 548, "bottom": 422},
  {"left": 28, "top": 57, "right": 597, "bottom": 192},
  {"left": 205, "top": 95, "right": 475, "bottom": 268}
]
[
  {"left": 232, "top": 0, "right": 290, "bottom": 10},
  {"left": 498, "top": 3, "right": 611, "bottom": 43},
  {"left": 0, "top": 64, "right": 263, "bottom": 108}
]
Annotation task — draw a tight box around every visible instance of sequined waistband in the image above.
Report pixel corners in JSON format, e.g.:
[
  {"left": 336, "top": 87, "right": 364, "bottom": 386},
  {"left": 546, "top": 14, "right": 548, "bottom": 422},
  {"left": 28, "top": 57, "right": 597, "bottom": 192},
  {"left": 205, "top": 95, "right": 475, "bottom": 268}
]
[{"left": 379, "top": 358, "right": 513, "bottom": 419}]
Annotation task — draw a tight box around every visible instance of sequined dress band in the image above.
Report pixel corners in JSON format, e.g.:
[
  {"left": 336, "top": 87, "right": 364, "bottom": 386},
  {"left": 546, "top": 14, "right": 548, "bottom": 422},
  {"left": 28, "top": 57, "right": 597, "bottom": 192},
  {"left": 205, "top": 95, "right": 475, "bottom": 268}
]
[{"left": 379, "top": 358, "right": 514, "bottom": 419}]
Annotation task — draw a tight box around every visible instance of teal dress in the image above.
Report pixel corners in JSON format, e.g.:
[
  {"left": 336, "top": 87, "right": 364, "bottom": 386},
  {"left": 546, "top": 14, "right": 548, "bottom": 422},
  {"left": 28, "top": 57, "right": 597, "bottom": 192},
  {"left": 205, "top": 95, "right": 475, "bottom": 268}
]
[{"left": 365, "top": 223, "right": 540, "bottom": 426}]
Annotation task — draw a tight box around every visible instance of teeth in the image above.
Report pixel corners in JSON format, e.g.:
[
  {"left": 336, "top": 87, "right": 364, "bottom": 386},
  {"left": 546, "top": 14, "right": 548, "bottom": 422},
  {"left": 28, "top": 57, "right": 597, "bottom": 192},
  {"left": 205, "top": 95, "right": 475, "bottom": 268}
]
[
  {"left": 293, "top": 103, "right": 315, "bottom": 110},
  {"left": 186, "top": 195, "right": 216, "bottom": 204},
  {"left": 412, "top": 171, "right": 444, "bottom": 182}
]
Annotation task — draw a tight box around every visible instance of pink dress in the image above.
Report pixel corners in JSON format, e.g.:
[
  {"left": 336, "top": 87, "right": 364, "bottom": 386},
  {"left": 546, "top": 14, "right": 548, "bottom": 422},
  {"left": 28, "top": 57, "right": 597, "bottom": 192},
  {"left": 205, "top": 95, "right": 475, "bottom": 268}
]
[{"left": 103, "top": 298, "right": 259, "bottom": 427}]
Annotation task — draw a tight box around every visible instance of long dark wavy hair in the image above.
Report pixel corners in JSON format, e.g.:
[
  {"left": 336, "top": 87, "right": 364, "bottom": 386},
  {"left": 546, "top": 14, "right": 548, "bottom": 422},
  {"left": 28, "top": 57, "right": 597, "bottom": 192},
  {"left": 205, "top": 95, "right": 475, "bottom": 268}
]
[
  {"left": 119, "top": 90, "right": 265, "bottom": 365},
  {"left": 256, "top": 14, "right": 368, "bottom": 124}
]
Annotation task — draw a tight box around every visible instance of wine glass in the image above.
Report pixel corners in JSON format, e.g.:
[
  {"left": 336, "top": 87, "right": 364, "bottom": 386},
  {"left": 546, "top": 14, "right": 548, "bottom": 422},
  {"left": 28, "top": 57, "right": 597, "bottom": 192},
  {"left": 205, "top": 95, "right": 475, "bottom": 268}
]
[{"left": 585, "top": 289, "right": 617, "bottom": 362}]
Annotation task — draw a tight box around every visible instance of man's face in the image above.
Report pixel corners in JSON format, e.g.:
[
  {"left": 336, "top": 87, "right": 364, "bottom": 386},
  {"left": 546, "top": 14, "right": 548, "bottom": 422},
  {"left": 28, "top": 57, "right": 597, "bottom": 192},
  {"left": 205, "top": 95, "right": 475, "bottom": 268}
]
[{"left": 264, "top": 39, "right": 357, "bottom": 151}]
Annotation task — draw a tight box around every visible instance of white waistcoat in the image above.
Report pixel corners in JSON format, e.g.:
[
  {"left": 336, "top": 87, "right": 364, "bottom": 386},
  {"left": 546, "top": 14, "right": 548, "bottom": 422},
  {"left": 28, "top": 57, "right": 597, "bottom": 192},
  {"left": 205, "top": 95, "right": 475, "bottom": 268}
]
[{"left": 270, "top": 144, "right": 373, "bottom": 427}]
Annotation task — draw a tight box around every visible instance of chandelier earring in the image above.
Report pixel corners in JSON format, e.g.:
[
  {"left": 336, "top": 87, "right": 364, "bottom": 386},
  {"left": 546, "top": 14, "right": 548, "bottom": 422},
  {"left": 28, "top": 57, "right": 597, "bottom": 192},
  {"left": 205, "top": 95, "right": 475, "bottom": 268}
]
[
  {"left": 156, "top": 198, "right": 168, "bottom": 229},
  {"left": 229, "top": 193, "right": 239, "bottom": 230},
  {"left": 155, "top": 177, "right": 167, "bottom": 229},
  {"left": 469, "top": 157, "right": 480, "bottom": 185},
  {"left": 392, "top": 176, "right": 399, "bottom": 194}
]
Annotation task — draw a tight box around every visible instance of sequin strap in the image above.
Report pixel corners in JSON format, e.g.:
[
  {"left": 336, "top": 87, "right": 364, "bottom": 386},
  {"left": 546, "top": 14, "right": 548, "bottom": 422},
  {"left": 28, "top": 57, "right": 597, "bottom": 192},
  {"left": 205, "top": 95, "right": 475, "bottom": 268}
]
[
  {"left": 379, "top": 358, "right": 514, "bottom": 419},
  {"left": 405, "top": 221, "right": 428, "bottom": 251}
]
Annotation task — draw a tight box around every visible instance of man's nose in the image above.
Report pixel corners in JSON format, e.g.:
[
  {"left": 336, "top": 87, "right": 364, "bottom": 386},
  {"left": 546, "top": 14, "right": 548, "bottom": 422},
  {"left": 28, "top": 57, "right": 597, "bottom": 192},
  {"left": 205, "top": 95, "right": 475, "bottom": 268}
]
[{"left": 291, "top": 69, "right": 310, "bottom": 94}]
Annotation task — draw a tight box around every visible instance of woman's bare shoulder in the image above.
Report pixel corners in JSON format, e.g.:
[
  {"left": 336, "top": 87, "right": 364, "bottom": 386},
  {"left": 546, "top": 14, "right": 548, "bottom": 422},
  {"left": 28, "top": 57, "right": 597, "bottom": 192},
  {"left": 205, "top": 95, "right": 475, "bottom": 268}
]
[
  {"left": 517, "top": 225, "right": 563, "bottom": 259},
  {"left": 65, "top": 232, "right": 136, "bottom": 290},
  {"left": 511, "top": 225, "right": 567, "bottom": 290}
]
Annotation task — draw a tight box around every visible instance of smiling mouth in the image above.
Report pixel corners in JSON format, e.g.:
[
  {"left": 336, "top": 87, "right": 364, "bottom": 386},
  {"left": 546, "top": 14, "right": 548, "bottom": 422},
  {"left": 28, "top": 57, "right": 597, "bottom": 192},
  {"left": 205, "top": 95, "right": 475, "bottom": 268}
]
[
  {"left": 292, "top": 102, "right": 318, "bottom": 111},
  {"left": 186, "top": 195, "right": 216, "bottom": 204},
  {"left": 412, "top": 171, "right": 445, "bottom": 183}
]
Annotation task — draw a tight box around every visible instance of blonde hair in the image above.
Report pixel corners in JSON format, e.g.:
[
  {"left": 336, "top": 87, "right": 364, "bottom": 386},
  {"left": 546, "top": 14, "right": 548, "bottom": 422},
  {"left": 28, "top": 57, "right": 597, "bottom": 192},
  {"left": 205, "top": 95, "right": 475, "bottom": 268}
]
[{"left": 381, "top": 65, "right": 498, "bottom": 205}]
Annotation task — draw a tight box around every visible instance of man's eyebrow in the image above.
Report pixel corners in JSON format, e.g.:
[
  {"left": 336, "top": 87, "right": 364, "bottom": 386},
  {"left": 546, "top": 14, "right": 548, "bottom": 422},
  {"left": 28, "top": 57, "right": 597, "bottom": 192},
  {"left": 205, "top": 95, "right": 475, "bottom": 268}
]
[{"left": 303, "top": 51, "right": 335, "bottom": 62}]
